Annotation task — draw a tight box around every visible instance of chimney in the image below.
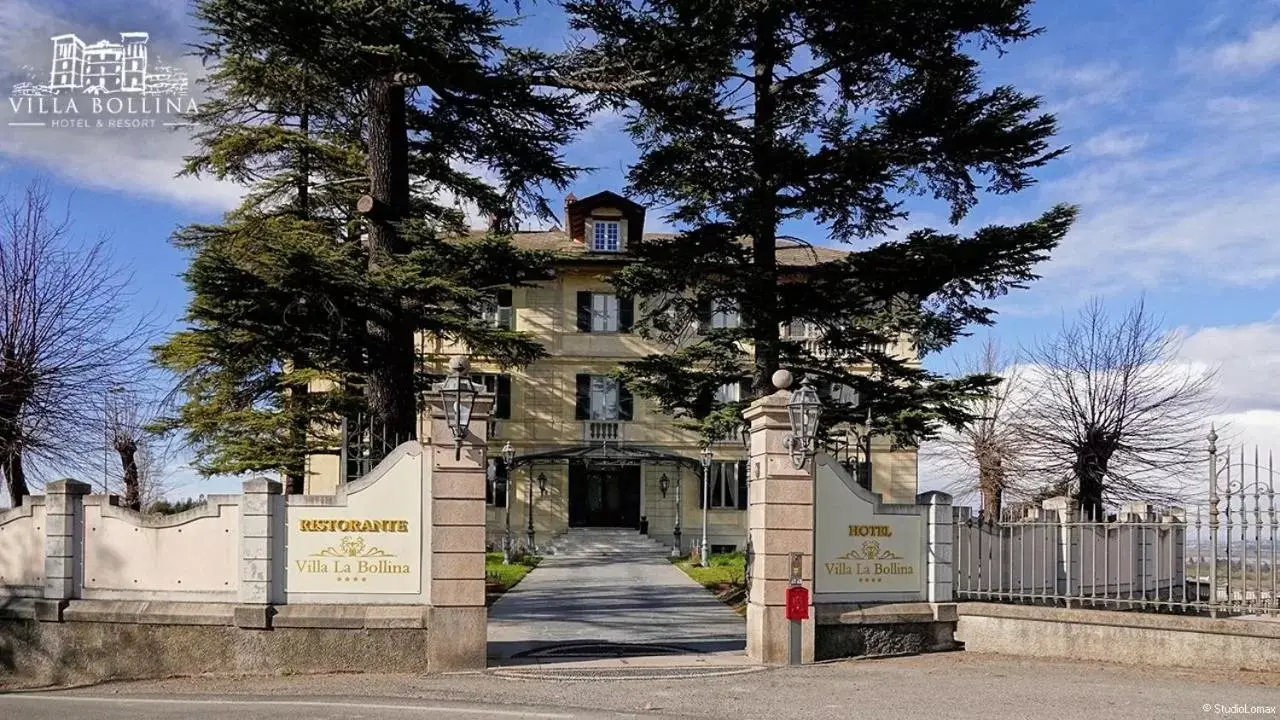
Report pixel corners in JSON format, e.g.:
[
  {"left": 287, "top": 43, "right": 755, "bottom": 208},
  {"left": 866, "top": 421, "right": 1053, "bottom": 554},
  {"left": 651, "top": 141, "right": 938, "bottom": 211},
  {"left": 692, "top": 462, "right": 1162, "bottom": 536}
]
[{"left": 564, "top": 193, "right": 579, "bottom": 241}]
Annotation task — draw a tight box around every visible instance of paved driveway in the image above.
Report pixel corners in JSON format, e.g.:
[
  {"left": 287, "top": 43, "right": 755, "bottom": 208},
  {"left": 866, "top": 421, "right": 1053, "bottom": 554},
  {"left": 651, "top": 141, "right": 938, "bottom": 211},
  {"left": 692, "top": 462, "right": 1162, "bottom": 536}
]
[{"left": 487, "top": 549, "right": 746, "bottom": 661}]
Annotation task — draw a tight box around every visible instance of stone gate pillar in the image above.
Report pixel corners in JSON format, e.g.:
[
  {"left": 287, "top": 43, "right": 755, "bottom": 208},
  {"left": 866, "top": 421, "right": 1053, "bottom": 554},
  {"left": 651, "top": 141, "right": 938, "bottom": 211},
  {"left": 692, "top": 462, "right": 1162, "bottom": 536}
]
[
  {"left": 38, "top": 479, "right": 90, "bottom": 622},
  {"left": 425, "top": 363, "right": 494, "bottom": 672},
  {"left": 743, "top": 372, "right": 815, "bottom": 664}
]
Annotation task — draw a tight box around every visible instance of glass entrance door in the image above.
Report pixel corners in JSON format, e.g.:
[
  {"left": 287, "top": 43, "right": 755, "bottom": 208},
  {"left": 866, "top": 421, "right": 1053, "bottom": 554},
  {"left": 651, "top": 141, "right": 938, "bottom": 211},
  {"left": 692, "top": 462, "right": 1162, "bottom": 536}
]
[{"left": 568, "top": 462, "right": 641, "bottom": 528}]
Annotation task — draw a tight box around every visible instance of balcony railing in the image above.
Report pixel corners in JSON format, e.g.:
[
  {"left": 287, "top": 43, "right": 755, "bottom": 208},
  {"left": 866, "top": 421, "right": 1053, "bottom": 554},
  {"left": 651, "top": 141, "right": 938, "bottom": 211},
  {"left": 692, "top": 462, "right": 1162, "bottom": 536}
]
[{"left": 584, "top": 421, "right": 624, "bottom": 443}]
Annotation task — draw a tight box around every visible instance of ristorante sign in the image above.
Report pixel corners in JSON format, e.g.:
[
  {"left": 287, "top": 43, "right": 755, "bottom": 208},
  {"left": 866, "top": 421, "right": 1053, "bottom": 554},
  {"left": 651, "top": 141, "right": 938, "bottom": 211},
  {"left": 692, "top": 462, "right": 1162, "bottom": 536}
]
[{"left": 286, "top": 460, "right": 423, "bottom": 594}]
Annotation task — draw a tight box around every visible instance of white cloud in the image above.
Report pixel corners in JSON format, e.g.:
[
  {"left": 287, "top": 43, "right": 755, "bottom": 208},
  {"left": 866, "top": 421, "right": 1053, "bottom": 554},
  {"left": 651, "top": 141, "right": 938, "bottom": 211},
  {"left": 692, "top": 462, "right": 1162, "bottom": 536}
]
[
  {"left": 1078, "top": 129, "right": 1149, "bottom": 158},
  {"left": 1180, "top": 319, "right": 1280, "bottom": 414},
  {"left": 1201, "top": 21, "right": 1280, "bottom": 75},
  {"left": 1028, "top": 61, "right": 1137, "bottom": 115}
]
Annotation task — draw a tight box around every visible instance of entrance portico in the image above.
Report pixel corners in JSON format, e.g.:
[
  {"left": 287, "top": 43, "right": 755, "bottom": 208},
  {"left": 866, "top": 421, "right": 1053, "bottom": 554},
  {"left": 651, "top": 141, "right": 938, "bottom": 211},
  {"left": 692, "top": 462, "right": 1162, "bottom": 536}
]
[{"left": 492, "top": 443, "right": 724, "bottom": 553}]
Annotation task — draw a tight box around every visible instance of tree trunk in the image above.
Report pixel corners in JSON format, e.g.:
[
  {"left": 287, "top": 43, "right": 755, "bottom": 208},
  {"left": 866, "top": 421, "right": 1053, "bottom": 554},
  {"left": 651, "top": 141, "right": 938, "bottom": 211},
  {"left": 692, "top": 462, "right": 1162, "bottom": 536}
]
[
  {"left": 2, "top": 447, "right": 28, "bottom": 507},
  {"left": 115, "top": 439, "right": 141, "bottom": 511},
  {"left": 363, "top": 74, "right": 417, "bottom": 443},
  {"left": 748, "top": 7, "right": 781, "bottom": 396},
  {"left": 1075, "top": 452, "right": 1107, "bottom": 521},
  {"left": 979, "top": 458, "right": 1004, "bottom": 519},
  {"left": 283, "top": 97, "right": 311, "bottom": 495}
]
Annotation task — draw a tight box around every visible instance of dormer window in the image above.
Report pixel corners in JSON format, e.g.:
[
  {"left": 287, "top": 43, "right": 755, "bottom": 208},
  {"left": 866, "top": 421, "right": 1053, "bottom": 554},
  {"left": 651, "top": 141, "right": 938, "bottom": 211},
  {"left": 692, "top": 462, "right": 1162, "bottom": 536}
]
[{"left": 592, "top": 220, "right": 621, "bottom": 252}]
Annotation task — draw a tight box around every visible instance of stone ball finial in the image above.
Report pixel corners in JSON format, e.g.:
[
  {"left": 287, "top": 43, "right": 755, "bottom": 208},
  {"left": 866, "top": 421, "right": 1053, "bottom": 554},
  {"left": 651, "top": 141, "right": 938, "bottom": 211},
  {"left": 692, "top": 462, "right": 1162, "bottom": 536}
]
[
  {"left": 772, "top": 369, "right": 793, "bottom": 390},
  {"left": 449, "top": 356, "right": 470, "bottom": 375}
]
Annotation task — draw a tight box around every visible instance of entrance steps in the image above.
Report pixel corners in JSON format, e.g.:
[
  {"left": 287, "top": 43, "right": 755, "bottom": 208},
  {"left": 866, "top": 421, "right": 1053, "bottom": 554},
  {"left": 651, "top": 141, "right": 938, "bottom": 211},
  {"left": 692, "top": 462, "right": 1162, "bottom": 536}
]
[{"left": 543, "top": 527, "right": 670, "bottom": 559}]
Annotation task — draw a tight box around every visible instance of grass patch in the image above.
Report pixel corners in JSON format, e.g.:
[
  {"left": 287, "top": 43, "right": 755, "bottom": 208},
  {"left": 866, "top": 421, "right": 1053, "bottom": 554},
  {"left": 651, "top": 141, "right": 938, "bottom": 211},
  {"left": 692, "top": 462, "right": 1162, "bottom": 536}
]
[
  {"left": 671, "top": 552, "right": 747, "bottom": 615},
  {"left": 485, "top": 552, "right": 541, "bottom": 606}
]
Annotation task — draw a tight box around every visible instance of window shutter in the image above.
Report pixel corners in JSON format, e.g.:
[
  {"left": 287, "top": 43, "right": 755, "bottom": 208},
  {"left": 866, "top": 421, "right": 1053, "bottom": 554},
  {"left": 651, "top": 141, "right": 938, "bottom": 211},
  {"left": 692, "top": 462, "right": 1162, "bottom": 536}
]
[
  {"left": 497, "top": 289, "right": 513, "bottom": 329},
  {"left": 738, "top": 377, "right": 752, "bottom": 402},
  {"left": 575, "top": 374, "right": 591, "bottom": 420},
  {"left": 696, "top": 297, "right": 712, "bottom": 334},
  {"left": 577, "top": 291, "right": 592, "bottom": 332},
  {"left": 618, "top": 295, "right": 634, "bottom": 333},
  {"left": 737, "top": 461, "right": 748, "bottom": 510},
  {"left": 496, "top": 375, "right": 512, "bottom": 419},
  {"left": 618, "top": 382, "right": 634, "bottom": 420}
]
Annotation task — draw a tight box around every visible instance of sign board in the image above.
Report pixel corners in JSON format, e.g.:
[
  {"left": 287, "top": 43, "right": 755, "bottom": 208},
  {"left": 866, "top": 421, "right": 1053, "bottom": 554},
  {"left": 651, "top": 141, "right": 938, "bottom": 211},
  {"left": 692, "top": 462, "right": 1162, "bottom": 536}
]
[
  {"left": 814, "top": 455, "right": 925, "bottom": 600},
  {"left": 286, "top": 448, "right": 423, "bottom": 594}
]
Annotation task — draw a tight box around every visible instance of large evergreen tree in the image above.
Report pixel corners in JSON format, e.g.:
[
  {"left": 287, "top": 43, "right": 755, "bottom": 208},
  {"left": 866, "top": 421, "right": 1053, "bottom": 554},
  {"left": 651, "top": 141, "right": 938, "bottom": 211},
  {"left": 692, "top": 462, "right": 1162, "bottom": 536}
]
[
  {"left": 561, "top": 0, "right": 1077, "bottom": 447},
  {"left": 188, "top": 0, "right": 586, "bottom": 441},
  {"left": 156, "top": 0, "right": 584, "bottom": 486}
]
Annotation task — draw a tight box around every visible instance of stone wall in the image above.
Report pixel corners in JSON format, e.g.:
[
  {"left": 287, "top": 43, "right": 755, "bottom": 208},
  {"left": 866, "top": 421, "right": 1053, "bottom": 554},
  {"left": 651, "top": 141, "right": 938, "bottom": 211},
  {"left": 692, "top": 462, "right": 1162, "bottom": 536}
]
[
  {"left": 81, "top": 496, "right": 240, "bottom": 603},
  {"left": 0, "top": 499, "right": 45, "bottom": 598},
  {"left": 0, "top": 395, "right": 493, "bottom": 683},
  {"left": 0, "top": 603, "right": 433, "bottom": 686},
  {"left": 957, "top": 602, "right": 1280, "bottom": 672}
]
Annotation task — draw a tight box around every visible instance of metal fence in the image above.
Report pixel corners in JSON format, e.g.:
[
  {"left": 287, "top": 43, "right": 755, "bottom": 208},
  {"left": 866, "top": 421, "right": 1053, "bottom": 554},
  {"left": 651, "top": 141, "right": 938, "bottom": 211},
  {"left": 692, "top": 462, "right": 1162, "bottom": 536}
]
[
  {"left": 953, "top": 434, "right": 1280, "bottom": 618},
  {"left": 340, "top": 414, "right": 412, "bottom": 485}
]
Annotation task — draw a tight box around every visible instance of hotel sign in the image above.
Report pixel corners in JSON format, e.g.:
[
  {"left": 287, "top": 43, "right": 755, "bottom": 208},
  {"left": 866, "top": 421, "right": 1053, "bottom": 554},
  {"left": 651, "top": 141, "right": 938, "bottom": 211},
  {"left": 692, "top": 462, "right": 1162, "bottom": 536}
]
[{"left": 814, "top": 456, "right": 925, "bottom": 599}]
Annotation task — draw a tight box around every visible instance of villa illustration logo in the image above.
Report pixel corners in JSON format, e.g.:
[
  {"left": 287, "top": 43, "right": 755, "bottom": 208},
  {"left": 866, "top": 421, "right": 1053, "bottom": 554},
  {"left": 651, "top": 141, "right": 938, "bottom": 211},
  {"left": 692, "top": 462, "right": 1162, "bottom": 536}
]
[{"left": 6, "top": 31, "right": 198, "bottom": 130}]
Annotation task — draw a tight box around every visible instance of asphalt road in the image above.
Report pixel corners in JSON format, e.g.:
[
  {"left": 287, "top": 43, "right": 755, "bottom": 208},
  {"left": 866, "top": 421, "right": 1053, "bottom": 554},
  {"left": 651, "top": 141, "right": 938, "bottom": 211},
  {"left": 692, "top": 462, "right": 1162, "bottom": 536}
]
[
  {"left": 0, "top": 695, "right": 604, "bottom": 720},
  {"left": 5, "top": 653, "right": 1280, "bottom": 720}
]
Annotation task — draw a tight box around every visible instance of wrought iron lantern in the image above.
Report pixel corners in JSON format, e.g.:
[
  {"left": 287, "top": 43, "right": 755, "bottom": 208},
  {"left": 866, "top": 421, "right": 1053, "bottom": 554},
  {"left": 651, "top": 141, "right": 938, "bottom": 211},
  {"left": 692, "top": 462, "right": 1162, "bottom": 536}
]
[
  {"left": 501, "top": 441, "right": 515, "bottom": 468},
  {"left": 537, "top": 472, "right": 548, "bottom": 496},
  {"left": 658, "top": 473, "right": 670, "bottom": 498},
  {"left": 700, "top": 445, "right": 713, "bottom": 470},
  {"left": 437, "top": 357, "right": 478, "bottom": 460},
  {"left": 777, "top": 369, "right": 822, "bottom": 469}
]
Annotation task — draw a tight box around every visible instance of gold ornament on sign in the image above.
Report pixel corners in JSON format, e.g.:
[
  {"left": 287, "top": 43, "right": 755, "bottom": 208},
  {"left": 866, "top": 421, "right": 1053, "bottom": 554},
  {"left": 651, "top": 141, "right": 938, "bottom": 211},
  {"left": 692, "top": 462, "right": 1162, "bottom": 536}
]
[
  {"left": 312, "top": 535, "right": 394, "bottom": 558},
  {"left": 836, "top": 540, "right": 903, "bottom": 561}
]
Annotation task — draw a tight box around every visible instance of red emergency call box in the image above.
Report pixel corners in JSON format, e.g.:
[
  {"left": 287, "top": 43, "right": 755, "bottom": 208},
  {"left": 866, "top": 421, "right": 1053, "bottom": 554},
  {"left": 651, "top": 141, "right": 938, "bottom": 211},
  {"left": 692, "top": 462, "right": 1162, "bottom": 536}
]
[{"left": 785, "top": 585, "right": 809, "bottom": 620}]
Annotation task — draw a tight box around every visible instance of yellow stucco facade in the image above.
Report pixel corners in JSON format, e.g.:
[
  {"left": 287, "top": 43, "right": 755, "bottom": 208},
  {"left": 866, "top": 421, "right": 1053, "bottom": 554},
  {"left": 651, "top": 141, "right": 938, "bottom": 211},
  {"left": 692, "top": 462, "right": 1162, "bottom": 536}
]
[{"left": 305, "top": 192, "right": 919, "bottom": 553}]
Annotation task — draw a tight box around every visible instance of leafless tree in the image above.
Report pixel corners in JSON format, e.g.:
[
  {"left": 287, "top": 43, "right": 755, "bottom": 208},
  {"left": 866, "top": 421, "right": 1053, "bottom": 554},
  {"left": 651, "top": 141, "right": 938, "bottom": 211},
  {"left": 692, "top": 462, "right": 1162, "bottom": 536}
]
[
  {"left": 105, "top": 387, "right": 175, "bottom": 511},
  {"left": 927, "top": 337, "right": 1031, "bottom": 518},
  {"left": 1020, "top": 299, "right": 1216, "bottom": 520},
  {"left": 0, "top": 182, "right": 151, "bottom": 506}
]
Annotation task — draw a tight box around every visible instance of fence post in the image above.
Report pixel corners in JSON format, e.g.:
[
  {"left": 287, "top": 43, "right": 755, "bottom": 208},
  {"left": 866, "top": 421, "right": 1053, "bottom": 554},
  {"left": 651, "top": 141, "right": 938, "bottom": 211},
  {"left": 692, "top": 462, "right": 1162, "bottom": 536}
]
[
  {"left": 919, "top": 491, "right": 954, "bottom": 603},
  {"left": 1208, "top": 427, "right": 1220, "bottom": 618},
  {"left": 1043, "top": 496, "right": 1078, "bottom": 604},
  {"left": 236, "top": 477, "right": 282, "bottom": 629},
  {"left": 38, "top": 479, "right": 90, "bottom": 622},
  {"left": 951, "top": 506, "right": 972, "bottom": 598}
]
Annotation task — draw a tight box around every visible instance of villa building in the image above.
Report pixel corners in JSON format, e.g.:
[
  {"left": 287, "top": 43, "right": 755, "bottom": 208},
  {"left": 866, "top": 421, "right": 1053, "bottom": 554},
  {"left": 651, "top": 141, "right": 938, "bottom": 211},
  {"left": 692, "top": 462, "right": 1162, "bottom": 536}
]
[{"left": 304, "top": 191, "right": 919, "bottom": 553}]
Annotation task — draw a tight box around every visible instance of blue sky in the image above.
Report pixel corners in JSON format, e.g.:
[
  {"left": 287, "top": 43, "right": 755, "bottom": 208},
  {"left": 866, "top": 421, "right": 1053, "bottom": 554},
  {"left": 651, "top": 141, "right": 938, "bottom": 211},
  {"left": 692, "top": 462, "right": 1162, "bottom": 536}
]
[{"left": 2, "top": 0, "right": 1279, "bottom": 496}]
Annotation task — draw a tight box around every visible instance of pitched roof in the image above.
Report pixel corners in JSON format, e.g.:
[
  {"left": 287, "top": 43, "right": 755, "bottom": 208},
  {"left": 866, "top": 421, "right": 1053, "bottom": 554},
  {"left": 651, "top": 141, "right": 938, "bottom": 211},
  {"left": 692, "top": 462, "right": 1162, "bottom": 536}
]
[{"left": 465, "top": 228, "right": 849, "bottom": 267}]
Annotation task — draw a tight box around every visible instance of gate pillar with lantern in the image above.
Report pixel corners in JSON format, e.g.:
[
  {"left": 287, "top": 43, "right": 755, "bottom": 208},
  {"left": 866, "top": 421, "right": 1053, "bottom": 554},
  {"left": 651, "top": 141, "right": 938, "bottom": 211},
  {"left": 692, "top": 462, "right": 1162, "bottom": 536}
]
[
  {"left": 743, "top": 370, "right": 819, "bottom": 664},
  {"left": 744, "top": 369, "right": 957, "bottom": 665},
  {"left": 426, "top": 357, "right": 494, "bottom": 671}
]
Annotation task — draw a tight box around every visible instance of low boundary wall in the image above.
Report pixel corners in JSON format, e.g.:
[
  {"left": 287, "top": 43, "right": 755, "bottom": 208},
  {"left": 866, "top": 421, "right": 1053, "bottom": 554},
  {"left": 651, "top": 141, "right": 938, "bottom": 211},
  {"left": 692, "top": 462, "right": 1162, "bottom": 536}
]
[
  {"left": 0, "top": 393, "right": 495, "bottom": 685},
  {"left": 815, "top": 602, "right": 958, "bottom": 661},
  {"left": 956, "top": 602, "right": 1280, "bottom": 672},
  {"left": 0, "top": 599, "right": 441, "bottom": 685}
]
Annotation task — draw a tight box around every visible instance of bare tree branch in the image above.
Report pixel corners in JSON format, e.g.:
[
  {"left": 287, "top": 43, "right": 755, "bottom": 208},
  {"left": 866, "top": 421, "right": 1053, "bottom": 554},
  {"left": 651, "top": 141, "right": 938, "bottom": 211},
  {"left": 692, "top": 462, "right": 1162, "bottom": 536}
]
[
  {"left": 0, "top": 181, "right": 154, "bottom": 505},
  {"left": 1019, "top": 298, "right": 1217, "bottom": 519},
  {"left": 925, "top": 336, "right": 1033, "bottom": 516}
]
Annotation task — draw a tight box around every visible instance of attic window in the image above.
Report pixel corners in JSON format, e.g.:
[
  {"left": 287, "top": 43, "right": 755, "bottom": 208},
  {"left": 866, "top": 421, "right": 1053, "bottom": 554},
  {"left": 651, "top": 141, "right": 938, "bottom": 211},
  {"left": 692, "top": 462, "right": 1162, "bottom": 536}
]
[{"left": 592, "top": 220, "right": 621, "bottom": 252}]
